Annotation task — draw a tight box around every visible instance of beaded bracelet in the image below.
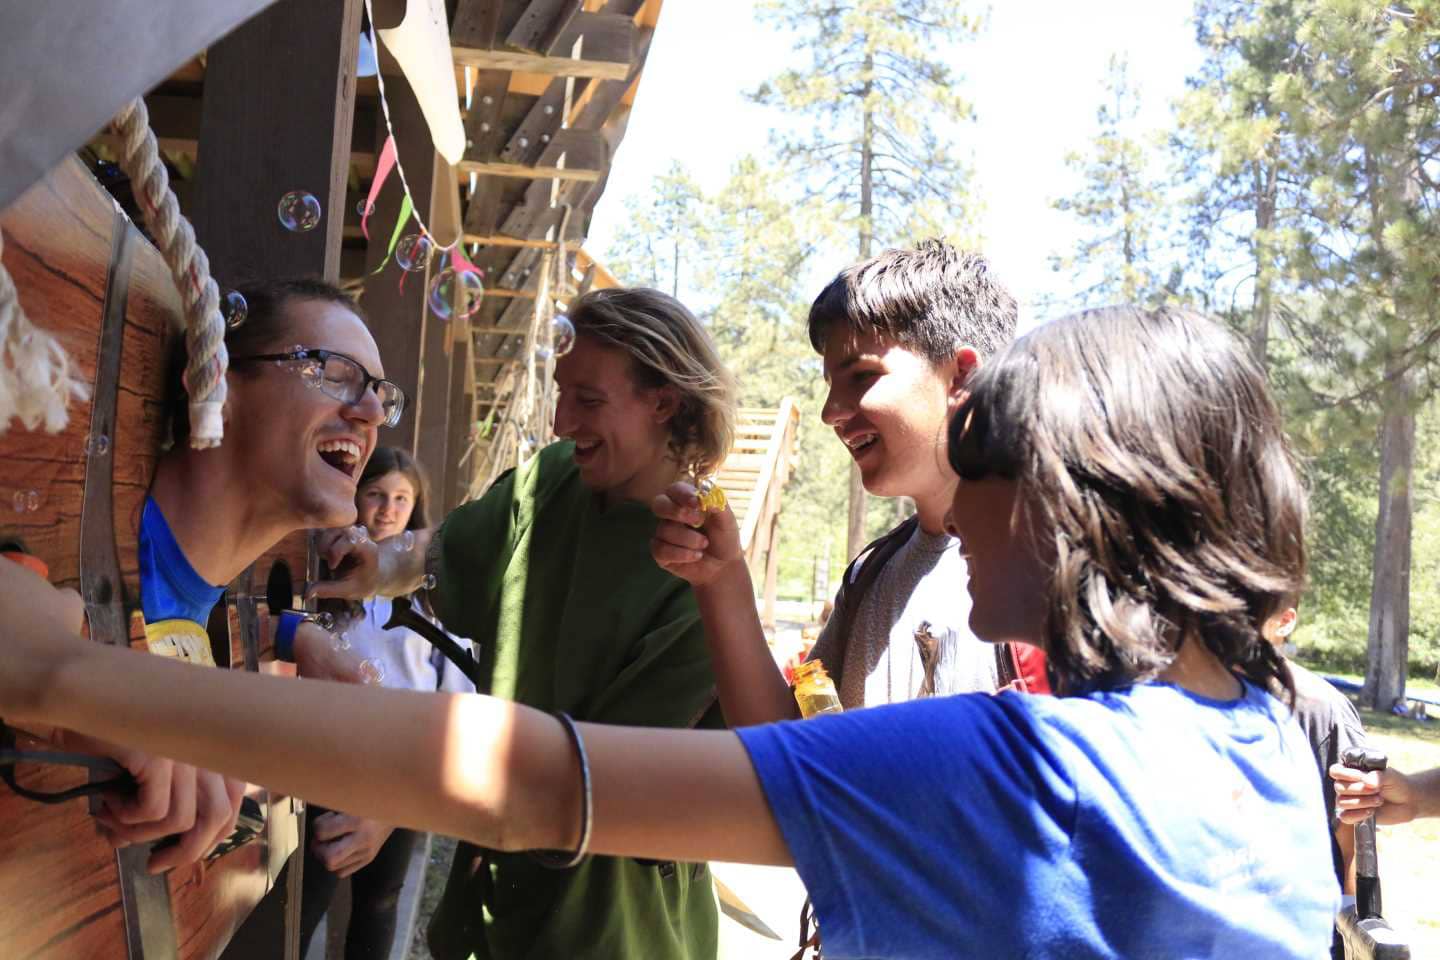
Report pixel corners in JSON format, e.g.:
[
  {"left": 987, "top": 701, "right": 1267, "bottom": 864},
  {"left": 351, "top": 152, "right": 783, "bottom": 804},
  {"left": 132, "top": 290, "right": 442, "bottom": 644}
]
[{"left": 530, "top": 711, "right": 593, "bottom": 870}]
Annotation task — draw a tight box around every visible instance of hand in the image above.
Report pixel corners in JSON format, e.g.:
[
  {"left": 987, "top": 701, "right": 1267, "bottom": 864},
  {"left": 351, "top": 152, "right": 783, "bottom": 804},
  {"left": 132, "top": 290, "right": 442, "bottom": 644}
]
[
  {"left": 309, "top": 528, "right": 383, "bottom": 602},
  {"left": 0, "top": 558, "right": 88, "bottom": 723},
  {"left": 58, "top": 732, "right": 246, "bottom": 873},
  {"left": 650, "top": 482, "right": 744, "bottom": 587},
  {"left": 293, "top": 622, "right": 365, "bottom": 684},
  {"left": 310, "top": 811, "right": 394, "bottom": 878},
  {"left": 1332, "top": 763, "right": 1419, "bottom": 825}
]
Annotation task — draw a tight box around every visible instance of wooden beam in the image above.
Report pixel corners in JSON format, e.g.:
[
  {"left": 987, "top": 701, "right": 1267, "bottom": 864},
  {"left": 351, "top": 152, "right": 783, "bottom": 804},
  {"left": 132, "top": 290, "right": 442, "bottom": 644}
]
[
  {"left": 451, "top": 0, "right": 503, "bottom": 48},
  {"left": 457, "top": 159, "right": 602, "bottom": 182},
  {"left": 482, "top": 288, "right": 538, "bottom": 299},
  {"left": 358, "top": 69, "right": 438, "bottom": 450},
  {"left": 450, "top": 46, "right": 631, "bottom": 81},
  {"left": 190, "top": 0, "right": 363, "bottom": 285},
  {"left": 462, "top": 233, "right": 559, "bottom": 250},
  {"left": 507, "top": 0, "right": 584, "bottom": 54}
]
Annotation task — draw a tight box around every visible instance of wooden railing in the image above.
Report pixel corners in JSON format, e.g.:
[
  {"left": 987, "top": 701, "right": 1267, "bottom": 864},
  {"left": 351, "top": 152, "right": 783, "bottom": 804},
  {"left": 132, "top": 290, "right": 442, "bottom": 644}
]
[{"left": 714, "top": 398, "right": 801, "bottom": 627}]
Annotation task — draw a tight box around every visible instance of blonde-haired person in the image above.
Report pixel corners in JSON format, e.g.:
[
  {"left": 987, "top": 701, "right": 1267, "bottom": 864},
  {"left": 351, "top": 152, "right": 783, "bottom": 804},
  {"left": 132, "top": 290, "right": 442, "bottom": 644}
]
[{"left": 307, "top": 286, "right": 736, "bottom": 959}]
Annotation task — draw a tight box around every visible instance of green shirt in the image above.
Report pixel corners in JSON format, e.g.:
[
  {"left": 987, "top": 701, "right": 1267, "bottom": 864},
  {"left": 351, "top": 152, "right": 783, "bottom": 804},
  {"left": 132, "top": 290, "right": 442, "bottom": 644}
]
[{"left": 426, "top": 441, "right": 720, "bottom": 960}]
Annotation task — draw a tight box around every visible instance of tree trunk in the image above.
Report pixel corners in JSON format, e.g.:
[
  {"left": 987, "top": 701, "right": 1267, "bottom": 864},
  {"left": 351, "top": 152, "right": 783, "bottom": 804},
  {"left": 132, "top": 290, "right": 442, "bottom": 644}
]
[
  {"left": 1250, "top": 162, "right": 1278, "bottom": 367},
  {"left": 1362, "top": 366, "right": 1414, "bottom": 710},
  {"left": 847, "top": 59, "right": 876, "bottom": 561}
]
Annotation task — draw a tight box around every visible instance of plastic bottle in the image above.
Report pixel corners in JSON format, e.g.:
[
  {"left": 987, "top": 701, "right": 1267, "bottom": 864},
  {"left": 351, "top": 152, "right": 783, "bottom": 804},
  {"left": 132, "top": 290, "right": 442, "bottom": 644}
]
[{"left": 792, "top": 659, "right": 843, "bottom": 718}]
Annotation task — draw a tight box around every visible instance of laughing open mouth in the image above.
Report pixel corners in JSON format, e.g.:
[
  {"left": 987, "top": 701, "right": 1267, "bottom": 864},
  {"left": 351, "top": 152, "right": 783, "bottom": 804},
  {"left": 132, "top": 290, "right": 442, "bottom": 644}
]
[
  {"left": 317, "top": 438, "right": 362, "bottom": 480},
  {"left": 844, "top": 433, "right": 878, "bottom": 456}
]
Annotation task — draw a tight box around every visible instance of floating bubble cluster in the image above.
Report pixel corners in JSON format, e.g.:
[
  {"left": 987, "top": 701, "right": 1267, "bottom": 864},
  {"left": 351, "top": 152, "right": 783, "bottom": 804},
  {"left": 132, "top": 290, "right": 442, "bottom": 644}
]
[
  {"left": 222, "top": 290, "right": 248, "bottom": 329},
  {"left": 347, "top": 525, "right": 370, "bottom": 545},
  {"left": 428, "top": 269, "right": 484, "bottom": 321},
  {"left": 395, "top": 233, "right": 433, "bottom": 273},
  {"left": 277, "top": 191, "right": 322, "bottom": 232},
  {"left": 11, "top": 489, "right": 40, "bottom": 514},
  {"left": 332, "top": 630, "right": 351, "bottom": 652}
]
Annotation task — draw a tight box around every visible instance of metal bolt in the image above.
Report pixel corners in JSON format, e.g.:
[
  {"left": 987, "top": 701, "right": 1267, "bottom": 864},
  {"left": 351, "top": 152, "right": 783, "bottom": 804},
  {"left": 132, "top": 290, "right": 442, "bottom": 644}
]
[
  {"left": 482, "top": 95, "right": 494, "bottom": 105},
  {"left": 480, "top": 122, "right": 491, "bottom": 133},
  {"left": 518, "top": 137, "right": 529, "bottom": 149},
  {"left": 540, "top": 133, "right": 551, "bottom": 144},
  {"left": 544, "top": 104, "right": 555, "bottom": 116}
]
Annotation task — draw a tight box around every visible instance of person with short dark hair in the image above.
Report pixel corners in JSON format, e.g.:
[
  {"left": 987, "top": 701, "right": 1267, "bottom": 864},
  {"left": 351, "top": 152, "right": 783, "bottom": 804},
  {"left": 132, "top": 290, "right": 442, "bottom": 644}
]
[
  {"left": 653, "top": 240, "right": 1039, "bottom": 735},
  {"left": 1262, "top": 599, "right": 1366, "bottom": 896},
  {"left": 0, "top": 302, "right": 1338, "bottom": 957}
]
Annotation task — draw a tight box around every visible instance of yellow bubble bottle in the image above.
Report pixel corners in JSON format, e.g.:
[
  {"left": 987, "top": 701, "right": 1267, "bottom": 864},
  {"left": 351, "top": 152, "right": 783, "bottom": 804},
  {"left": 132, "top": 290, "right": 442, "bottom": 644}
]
[
  {"left": 696, "top": 477, "right": 727, "bottom": 514},
  {"left": 792, "top": 659, "right": 843, "bottom": 718}
]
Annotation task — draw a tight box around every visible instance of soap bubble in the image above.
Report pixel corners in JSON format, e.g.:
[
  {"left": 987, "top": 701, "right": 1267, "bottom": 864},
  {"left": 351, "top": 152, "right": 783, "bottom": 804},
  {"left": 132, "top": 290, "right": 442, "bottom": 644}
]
[
  {"left": 398, "top": 530, "right": 416, "bottom": 552},
  {"left": 347, "top": 525, "right": 370, "bottom": 545},
  {"left": 551, "top": 315, "right": 576, "bottom": 356},
  {"left": 24, "top": 489, "right": 40, "bottom": 513},
  {"left": 356, "top": 199, "right": 374, "bottom": 217},
  {"left": 422, "top": 573, "right": 437, "bottom": 591},
  {"left": 332, "top": 630, "right": 351, "bottom": 651},
  {"left": 85, "top": 433, "right": 110, "bottom": 456},
  {"left": 277, "top": 191, "right": 322, "bottom": 232},
  {"left": 222, "top": 290, "right": 248, "bottom": 328},
  {"left": 312, "top": 611, "right": 336, "bottom": 631},
  {"left": 359, "top": 659, "right": 387, "bottom": 685},
  {"left": 395, "top": 233, "right": 433, "bottom": 273},
  {"left": 428, "top": 269, "right": 484, "bottom": 321}
]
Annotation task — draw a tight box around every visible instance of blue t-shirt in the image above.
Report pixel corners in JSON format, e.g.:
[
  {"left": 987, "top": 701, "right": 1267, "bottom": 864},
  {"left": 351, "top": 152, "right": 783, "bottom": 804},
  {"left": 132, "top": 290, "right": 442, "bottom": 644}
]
[
  {"left": 738, "top": 681, "right": 1338, "bottom": 960},
  {"left": 138, "top": 496, "right": 225, "bottom": 625}
]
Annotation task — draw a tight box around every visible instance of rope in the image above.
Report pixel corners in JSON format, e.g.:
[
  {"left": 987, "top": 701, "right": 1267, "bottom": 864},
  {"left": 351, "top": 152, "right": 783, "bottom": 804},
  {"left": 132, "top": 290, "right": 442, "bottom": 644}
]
[
  {"left": 0, "top": 230, "right": 91, "bottom": 434},
  {"left": 111, "top": 98, "right": 228, "bottom": 449}
]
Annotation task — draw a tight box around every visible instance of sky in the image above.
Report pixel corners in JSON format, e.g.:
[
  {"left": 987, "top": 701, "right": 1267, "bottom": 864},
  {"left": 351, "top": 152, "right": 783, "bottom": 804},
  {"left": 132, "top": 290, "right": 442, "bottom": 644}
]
[{"left": 588, "top": 0, "right": 1208, "bottom": 331}]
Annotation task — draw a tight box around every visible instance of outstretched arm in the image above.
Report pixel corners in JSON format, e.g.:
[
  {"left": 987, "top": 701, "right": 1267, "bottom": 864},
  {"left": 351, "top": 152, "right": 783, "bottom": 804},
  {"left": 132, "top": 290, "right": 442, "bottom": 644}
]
[
  {"left": 651, "top": 482, "right": 800, "bottom": 727},
  {"left": 1, "top": 559, "right": 789, "bottom": 868}
]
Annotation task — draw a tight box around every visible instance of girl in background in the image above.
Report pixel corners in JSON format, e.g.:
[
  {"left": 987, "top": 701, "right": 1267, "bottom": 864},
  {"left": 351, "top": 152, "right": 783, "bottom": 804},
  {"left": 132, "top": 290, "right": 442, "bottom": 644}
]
[{"left": 299, "top": 447, "right": 474, "bottom": 960}]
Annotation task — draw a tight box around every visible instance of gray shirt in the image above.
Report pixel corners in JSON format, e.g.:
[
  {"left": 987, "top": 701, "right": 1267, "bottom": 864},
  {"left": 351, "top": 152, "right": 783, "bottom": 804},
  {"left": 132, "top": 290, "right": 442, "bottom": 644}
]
[{"left": 807, "top": 523, "right": 998, "bottom": 709}]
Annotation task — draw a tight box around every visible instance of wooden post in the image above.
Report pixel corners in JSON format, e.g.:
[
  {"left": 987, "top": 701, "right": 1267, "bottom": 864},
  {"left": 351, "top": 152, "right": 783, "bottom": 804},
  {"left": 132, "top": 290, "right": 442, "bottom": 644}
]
[
  {"left": 187, "top": 3, "right": 363, "bottom": 958},
  {"left": 358, "top": 69, "right": 440, "bottom": 452},
  {"left": 444, "top": 343, "right": 473, "bottom": 512},
  {"left": 191, "top": 0, "right": 363, "bottom": 284}
]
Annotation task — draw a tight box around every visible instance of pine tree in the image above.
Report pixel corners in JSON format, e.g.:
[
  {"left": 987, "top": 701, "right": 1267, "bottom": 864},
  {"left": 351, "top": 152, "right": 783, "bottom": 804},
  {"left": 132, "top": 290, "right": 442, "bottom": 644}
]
[
  {"left": 603, "top": 161, "right": 705, "bottom": 297},
  {"left": 1173, "top": 0, "right": 1307, "bottom": 364},
  {"left": 751, "top": 0, "right": 985, "bottom": 559},
  {"left": 1267, "top": 0, "right": 1440, "bottom": 708},
  {"left": 1049, "top": 54, "right": 1175, "bottom": 311}
]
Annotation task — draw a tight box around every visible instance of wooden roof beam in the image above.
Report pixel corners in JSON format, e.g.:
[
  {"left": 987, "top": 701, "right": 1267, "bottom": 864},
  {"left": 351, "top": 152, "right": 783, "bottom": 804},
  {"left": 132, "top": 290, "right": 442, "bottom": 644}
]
[
  {"left": 451, "top": 45, "right": 630, "bottom": 81},
  {"left": 458, "top": 160, "right": 601, "bottom": 182}
]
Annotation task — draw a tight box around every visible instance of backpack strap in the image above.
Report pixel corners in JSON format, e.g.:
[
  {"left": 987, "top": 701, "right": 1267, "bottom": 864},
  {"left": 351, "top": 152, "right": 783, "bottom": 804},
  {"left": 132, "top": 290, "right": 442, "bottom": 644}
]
[{"left": 833, "top": 514, "right": 920, "bottom": 645}]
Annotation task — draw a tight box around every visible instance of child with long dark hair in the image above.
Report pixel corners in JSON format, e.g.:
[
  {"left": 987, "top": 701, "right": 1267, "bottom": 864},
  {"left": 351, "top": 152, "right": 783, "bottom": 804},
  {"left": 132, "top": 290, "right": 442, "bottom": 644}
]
[{"left": 0, "top": 304, "right": 1337, "bottom": 958}]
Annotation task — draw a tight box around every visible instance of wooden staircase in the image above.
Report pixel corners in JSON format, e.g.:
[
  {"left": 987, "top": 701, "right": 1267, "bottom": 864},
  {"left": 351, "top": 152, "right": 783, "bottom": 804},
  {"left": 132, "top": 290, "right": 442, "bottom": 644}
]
[{"left": 715, "top": 399, "right": 801, "bottom": 627}]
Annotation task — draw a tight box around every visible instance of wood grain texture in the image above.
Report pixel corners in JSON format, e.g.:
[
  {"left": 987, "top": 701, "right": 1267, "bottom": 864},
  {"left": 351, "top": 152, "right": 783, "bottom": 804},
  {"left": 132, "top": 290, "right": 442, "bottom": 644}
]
[{"left": 0, "top": 157, "right": 277, "bottom": 960}]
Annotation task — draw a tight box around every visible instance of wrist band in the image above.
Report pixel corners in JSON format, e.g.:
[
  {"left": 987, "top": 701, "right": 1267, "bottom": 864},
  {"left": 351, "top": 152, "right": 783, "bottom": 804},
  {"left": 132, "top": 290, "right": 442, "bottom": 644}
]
[
  {"left": 275, "top": 611, "right": 304, "bottom": 663},
  {"left": 531, "top": 712, "right": 593, "bottom": 869}
]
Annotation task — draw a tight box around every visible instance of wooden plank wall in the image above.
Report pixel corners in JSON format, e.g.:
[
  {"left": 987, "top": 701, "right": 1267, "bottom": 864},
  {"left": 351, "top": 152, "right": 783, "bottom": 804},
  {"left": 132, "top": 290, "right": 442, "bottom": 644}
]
[{"left": 0, "top": 158, "right": 289, "bottom": 959}]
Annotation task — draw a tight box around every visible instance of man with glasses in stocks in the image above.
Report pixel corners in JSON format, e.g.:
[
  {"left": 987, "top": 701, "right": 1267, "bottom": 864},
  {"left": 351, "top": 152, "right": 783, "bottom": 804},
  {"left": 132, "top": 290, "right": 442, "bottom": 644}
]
[{"left": 13, "top": 279, "right": 403, "bottom": 874}]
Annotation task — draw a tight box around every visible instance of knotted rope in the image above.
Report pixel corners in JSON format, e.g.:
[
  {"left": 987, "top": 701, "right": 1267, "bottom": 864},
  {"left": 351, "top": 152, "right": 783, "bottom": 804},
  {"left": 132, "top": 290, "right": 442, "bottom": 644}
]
[
  {"left": 112, "top": 97, "right": 228, "bottom": 449},
  {"left": 0, "top": 229, "right": 91, "bottom": 433}
]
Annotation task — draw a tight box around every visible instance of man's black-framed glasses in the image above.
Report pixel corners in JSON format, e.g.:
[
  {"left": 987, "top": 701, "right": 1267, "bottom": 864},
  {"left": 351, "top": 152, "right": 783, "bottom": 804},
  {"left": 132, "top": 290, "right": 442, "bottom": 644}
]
[{"left": 232, "top": 349, "right": 406, "bottom": 427}]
